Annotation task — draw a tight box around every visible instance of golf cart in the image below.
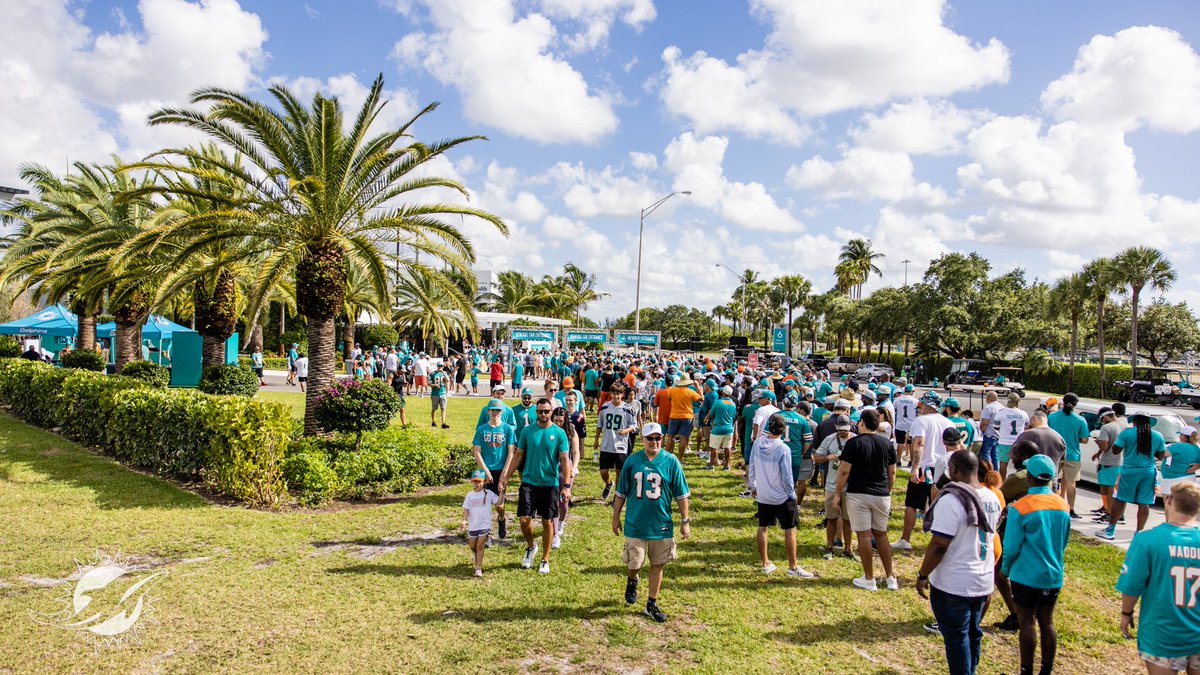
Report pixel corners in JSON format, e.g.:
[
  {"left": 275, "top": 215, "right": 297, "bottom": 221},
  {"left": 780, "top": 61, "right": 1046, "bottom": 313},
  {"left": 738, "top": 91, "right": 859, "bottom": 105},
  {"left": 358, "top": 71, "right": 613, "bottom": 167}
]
[
  {"left": 991, "top": 367, "right": 1027, "bottom": 397},
  {"left": 1114, "top": 367, "right": 1200, "bottom": 407},
  {"left": 946, "top": 359, "right": 990, "bottom": 386}
]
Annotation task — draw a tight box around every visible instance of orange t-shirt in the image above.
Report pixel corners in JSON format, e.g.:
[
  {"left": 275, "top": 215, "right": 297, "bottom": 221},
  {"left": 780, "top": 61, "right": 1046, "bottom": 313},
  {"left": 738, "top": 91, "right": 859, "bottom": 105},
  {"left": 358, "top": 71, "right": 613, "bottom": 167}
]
[
  {"left": 668, "top": 385, "right": 703, "bottom": 420},
  {"left": 655, "top": 388, "right": 672, "bottom": 425}
]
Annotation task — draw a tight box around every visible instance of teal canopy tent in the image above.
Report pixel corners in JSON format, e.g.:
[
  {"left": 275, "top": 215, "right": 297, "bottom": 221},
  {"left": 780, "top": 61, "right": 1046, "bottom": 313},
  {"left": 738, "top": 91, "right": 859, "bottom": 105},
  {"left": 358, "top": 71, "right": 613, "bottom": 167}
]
[
  {"left": 0, "top": 305, "right": 79, "bottom": 338},
  {"left": 96, "top": 314, "right": 191, "bottom": 341}
]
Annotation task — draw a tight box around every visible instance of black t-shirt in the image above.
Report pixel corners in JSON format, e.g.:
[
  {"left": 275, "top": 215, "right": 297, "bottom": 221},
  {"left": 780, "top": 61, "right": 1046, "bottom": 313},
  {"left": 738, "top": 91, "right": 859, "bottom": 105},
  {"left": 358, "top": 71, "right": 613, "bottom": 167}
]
[
  {"left": 600, "top": 371, "right": 617, "bottom": 392},
  {"left": 839, "top": 433, "right": 897, "bottom": 496}
]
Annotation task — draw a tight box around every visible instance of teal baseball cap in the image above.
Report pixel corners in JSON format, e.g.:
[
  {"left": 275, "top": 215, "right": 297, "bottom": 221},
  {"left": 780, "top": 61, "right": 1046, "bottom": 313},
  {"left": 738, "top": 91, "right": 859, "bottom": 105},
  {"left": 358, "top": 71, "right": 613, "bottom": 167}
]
[
  {"left": 487, "top": 400, "right": 506, "bottom": 411},
  {"left": 521, "top": 386, "right": 534, "bottom": 396},
  {"left": 1025, "top": 454, "right": 1055, "bottom": 480},
  {"left": 470, "top": 468, "right": 488, "bottom": 482},
  {"left": 944, "top": 397, "right": 961, "bottom": 410},
  {"left": 904, "top": 384, "right": 914, "bottom": 392}
]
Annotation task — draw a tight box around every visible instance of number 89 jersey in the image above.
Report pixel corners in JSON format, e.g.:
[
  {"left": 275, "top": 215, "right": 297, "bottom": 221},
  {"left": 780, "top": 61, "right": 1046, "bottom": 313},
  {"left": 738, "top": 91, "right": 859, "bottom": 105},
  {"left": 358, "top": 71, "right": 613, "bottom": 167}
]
[{"left": 615, "top": 451, "right": 690, "bottom": 541}]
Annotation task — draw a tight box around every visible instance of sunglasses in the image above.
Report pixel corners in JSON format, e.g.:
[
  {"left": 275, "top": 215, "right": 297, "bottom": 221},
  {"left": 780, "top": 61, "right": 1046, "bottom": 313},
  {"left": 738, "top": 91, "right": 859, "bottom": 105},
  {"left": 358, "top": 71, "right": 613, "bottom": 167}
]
[
  {"left": 537, "top": 409, "right": 552, "bottom": 414},
  {"left": 645, "top": 435, "right": 664, "bottom": 442}
]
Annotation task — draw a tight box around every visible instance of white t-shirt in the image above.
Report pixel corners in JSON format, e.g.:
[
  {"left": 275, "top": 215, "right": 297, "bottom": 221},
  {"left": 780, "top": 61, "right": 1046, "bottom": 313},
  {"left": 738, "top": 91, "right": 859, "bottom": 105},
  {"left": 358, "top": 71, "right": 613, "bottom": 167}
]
[
  {"left": 910, "top": 413, "right": 956, "bottom": 471},
  {"left": 893, "top": 395, "right": 919, "bottom": 432},
  {"left": 385, "top": 353, "right": 398, "bottom": 372},
  {"left": 414, "top": 357, "right": 429, "bottom": 377},
  {"left": 928, "top": 485, "right": 1003, "bottom": 598},
  {"left": 752, "top": 404, "right": 781, "bottom": 438},
  {"left": 992, "top": 407, "right": 1030, "bottom": 445},
  {"left": 980, "top": 401, "right": 1005, "bottom": 438},
  {"left": 462, "top": 488, "right": 498, "bottom": 531},
  {"left": 295, "top": 357, "right": 309, "bottom": 378}
]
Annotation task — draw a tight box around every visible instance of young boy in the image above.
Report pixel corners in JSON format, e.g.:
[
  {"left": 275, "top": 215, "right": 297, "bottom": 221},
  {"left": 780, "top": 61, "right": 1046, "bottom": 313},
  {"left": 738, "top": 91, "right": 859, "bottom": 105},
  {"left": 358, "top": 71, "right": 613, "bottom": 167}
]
[
  {"left": 470, "top": 363, "right": 481, "bottom": 396},
  {"left": 462, "top": 469, "right": 499, "bottom": 577}
]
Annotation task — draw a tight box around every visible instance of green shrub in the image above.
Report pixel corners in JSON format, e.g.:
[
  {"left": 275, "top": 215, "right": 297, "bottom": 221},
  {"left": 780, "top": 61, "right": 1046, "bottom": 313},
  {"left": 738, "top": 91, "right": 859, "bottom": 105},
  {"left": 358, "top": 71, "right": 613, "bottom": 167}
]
[
  {"left": 60, "top": 349, "right": 106, "bottom": 371},
  {"left": 198, "top": 364, "right": 260, "bottom": 397},
  {"left": 281, "top": 445, "right": 342, "bottom": 506},
  {"left": 0, "top": 337, "right": 20, "bottom": 358},
  {"left": 279, "top": 329, "right": 307, "bottom": 355},
  {"left": 119, "top": 360, "right": 170, "bottom": 388},
  {"left": 240, "top": 354, "right": 287, "bottom": 369},
  {"left": 313, "top": 379, "right": 402, "bottom": 449},
  {"left": 357, "top": 324, "right": 399, "bottom": 349},
  {"left": 0, "top": 358, "right": 51, "bottom": 408},
  {"left": 1021, "top": 363, "right": 1132, "bottom": 399},
  {"left": 59, "top": 373, "right": 147, "bottom": 447},
  {"left": 17, "top": 366, "right": 78, "bottom": 428}
]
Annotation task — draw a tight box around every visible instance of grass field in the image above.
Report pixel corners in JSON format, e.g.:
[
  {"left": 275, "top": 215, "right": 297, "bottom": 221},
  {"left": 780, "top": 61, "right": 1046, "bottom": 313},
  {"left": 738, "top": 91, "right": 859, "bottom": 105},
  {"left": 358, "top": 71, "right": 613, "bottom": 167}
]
[{"left": 0, "top": 392, "right": 1146, "bottom": 673}]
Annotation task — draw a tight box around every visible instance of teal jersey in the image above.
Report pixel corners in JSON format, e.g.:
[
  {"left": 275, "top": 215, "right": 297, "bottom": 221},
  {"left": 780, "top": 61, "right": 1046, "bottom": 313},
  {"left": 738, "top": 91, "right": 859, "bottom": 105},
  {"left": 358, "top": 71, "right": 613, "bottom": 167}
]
[
  {"left": 583, "top": 369, "right": 599, "bottom": 391},
  {"left": 470, "top": 367, "right": 481, "bottom": 382},
  {"left": 1115, "top": 427, "right": 1167, "bottom": 470},
  {"left": 517, "top": 423, "right": 568, "bottom": 487},
  {"left": 779, "top": 410, "right": 814, "bottom": 461},
  {"left": 554, "top": 390, "right": 584, "bottom": 414},
  {"left": 708, "top": 398, "right": 738, "bottom": 436},
  {"left": 1116, "top": 523, "right": 1200, "bottom": 658},
  {"left": 472, "top": 422, "right": 516, "bottom": 472},
  {"left": 815, "top": 381, "right": 833, "bottom": 400},
  {"left": 690, "top": 385, "right": 704, "bottom": 414},
  {"left": 429, "top": 371, "right": 447, "bottom": 396},
  {"left": 742, "top": 403, "right": 761, "bottom": 442},
  {"left": 1164, "top": 442, "right": 1200, "bottom": 479},
  {"left": 615, "top": 450, "right": 690, "bottom": 540},
  {"left": 476, "top": 402, "right": 517, "bottom": 428},
  {"left": 511, "top": 403, "right": 534, "bottom": 436},
  {"left": 812, "top": 406, "right": 831, "bottom": 425},
  {"left": 1047, "top": 410, "right": 1089, "bottom": 462},
  {"left": 948, "top": 416, "right": 976, "bottom": 447},
  {"left": 512, "top": 363, "right": 524, "bottom": 383}
]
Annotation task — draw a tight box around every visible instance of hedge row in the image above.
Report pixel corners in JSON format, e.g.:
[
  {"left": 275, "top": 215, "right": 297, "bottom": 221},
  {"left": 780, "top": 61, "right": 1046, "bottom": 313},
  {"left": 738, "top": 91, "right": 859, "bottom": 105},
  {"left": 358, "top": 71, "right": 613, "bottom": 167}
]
[
  {"left": 0, "top": 359, "right": 290, "bottom": 506},
  {"left": 1021, "top": 363, "right": 1133, "bottom": 400}
]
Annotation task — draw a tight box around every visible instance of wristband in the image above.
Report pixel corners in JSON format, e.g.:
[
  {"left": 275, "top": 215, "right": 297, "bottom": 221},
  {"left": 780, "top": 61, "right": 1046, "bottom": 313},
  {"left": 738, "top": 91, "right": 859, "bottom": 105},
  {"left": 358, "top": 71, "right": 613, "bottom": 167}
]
[
  {"left": 917, "top": 574, "right": 929, "bottom": 582},
  {"left": 563, "top": 483, "right": 572, "bottom": 489},
  {"left": 681, "top": 518, "right": 691, "bottom": 524},
  {"left": 1121, "top": 611, "right": 1134, "bottom": 617}
]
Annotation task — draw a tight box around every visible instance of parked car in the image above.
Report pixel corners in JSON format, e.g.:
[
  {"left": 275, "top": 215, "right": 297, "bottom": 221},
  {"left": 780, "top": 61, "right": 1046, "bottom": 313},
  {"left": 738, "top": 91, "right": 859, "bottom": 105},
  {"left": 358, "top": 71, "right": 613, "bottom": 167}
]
[
  {"left": 1076, "top": 400, "right": 1186, "bottom": 484},
  {"left": 800, "top": 353, "right": 829, "bottom": 370},
  {"left": 946, "top": 358, "right": 990, "bottom": 385},
  {"left": 826, "top": 356, "right": 860, "bottom": 374},
  {"left": 1113, "top": 367, "right": 1200, "bottom": 407},
  {"left": 855, "top": 362, "right": 895, "bottom": 380}
]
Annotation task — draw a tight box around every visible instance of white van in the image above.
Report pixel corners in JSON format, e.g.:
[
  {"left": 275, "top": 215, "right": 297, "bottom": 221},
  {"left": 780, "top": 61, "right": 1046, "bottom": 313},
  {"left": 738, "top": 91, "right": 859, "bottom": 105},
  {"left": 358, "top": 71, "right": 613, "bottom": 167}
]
[{"left": 1075, "top": 401, "right": 1187, "bottom": 483}]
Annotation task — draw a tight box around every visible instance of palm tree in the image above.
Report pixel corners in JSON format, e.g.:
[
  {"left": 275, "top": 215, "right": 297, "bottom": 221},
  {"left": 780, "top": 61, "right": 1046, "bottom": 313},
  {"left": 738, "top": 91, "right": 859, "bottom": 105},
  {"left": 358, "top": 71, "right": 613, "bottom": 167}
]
[
  {"left": 480, "top": 270, "right": 540, "bottom": 314},
  {"left": 1110, "top": 247, "right": 1177, "bottom": 376},
  {"left": 1050, "top": 273, "right": 1090, "bottom": 390},
  {"left": 1082, "top": 258, "right": 1119, "bottom": 397},
  {"left": 556, "top": 263, "right": 607, "bottom": 324},
  {"left": 771, "top": 275, "right": 811, "bottom": 357},
  {"left": 833, "top": 260, "right": 857, "bottom": 297},
  {"left": 392, "top": 266, "right": 478, "bottom": 354},
  {"left": 140, "top": 75, "right": 505, "bottom": 434},
  {"left": 838, "top": 238, "right": 885, "bottom": 299}
]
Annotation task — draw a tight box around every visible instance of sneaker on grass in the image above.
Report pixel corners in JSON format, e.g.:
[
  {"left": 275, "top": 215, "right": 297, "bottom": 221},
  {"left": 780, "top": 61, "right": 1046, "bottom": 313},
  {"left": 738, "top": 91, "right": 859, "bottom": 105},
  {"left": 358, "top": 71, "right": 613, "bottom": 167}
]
[
  {"left": 923, "top": 622, "right": 940, "bottom": 635},
  {"left": 994, "top": 614, "right": 1019, "bottom": 631},
  {"left": 644, "top": 601, "right": 667, "bottom": 623},
  {"left": 892, "top": 539, "right": 913, "bottom": 551},
  {"left": 551, "top": 533, "right": 561, "bottom": 549},
  {"left": 885, "top": 576, "right": 899, "bottom": 591},
  {"left": 538, "top": 560, "right": 550, "bottom": 574},
  {"left": 852, "top": 576, "right": 878, "bottom": 591},
  {"left": 762, "top": 562, "right": 778, "bottom": 575},
  {"left": 601, "top": 483, "right": 612, "bottom": 501},
  {"left": 625, "top": 578, "right": 638, "bottom": 604},
  {"left": 522, "top": 544, "right": 538, "bottom": 569},
  {"left": 787, "top": 567, "right": 816, "bottom": 579},
  {"left": 1096, "top": 527, "right": 1117, "bottom": 541},
  {"left": 822, "top": 547, "right": 834, "bottom": 560}
]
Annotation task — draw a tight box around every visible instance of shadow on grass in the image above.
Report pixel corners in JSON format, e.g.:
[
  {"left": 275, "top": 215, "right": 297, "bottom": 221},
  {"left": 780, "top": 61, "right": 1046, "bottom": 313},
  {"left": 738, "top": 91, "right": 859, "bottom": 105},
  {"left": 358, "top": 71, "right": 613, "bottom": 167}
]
[
  {"left": 0, "top": 417, "right": 208, "bottom": 511},
  {"left": 407, "top": 600, "right": 628, "bottom": 623},
  {"left": 768, "top": 617, "right": 931, "bottom": 646}
]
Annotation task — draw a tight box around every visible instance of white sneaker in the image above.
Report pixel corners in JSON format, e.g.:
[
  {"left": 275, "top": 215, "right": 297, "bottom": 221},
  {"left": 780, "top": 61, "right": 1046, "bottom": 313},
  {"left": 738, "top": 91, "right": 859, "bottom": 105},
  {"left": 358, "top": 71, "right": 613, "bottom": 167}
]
[
  {"left": 885, "top": 576, "right": 900, "bottom": 591},
  {"left": 853, "top": 576, "right": 879, "bottom": 592},
  {"left": 762, "top": 562, "right": 778, "bottom": 574},
  {"left": 892, "top": 539, "right": 913, "bottom": 551},
  {"left": 551, "top": 534, "right": 561, "bottom": 549},
  {"left": 522, "top": 544, "right": 538, "bottom": 569},
  {"left": 787, "top": 566, "right": 816, "bottom": 579},
  {"left": 538, "top": 560, "right": 550, "bottom": 574}
]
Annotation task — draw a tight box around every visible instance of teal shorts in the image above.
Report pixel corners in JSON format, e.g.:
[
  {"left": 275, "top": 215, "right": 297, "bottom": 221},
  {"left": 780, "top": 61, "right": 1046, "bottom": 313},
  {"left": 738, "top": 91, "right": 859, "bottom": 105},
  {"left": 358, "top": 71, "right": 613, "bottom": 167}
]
[
  {"left": 1097, "top": 465, "right": 1120, "bottom": 487},
  {"left": 997, "top": 444, "right": 1013, "bottom": 463},
  {"left": 1116, "top": 469, "right": 1157, "bottom": 506}
]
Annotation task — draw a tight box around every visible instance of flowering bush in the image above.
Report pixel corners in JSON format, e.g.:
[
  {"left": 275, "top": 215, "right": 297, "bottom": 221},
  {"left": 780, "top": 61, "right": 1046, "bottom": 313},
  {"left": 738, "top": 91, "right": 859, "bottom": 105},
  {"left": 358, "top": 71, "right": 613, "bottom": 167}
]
[{"left": 313, "top": 378, "right": 402, "bottom": 451}]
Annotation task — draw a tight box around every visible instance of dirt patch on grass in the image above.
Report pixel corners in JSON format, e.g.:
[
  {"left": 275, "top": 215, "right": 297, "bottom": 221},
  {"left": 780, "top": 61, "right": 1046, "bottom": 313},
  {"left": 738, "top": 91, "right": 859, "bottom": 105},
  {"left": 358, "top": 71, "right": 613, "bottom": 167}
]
[{"left": 310, "top": 529, "right": 471, "bottom": 559}]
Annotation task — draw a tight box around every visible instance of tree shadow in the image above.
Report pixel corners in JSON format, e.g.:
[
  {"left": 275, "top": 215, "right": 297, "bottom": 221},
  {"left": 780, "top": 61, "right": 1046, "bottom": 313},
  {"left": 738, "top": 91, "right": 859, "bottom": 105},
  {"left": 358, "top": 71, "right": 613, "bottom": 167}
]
[
  {"left": 768, "top": 616, "right": 931, "bottom": 646},
  {"left": 407, "top": 600, "right": 628, "bottom": 624},
  {"left": 0, "top": 418, "right": 208, "bottom": 510}
]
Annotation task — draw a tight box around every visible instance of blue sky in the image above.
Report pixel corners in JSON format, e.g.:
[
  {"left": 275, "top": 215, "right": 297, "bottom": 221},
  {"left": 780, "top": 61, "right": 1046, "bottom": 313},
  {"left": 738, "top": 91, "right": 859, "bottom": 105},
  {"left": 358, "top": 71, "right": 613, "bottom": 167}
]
[{"left": 5, "top": 0, "right": 1200, "bottom": 321}]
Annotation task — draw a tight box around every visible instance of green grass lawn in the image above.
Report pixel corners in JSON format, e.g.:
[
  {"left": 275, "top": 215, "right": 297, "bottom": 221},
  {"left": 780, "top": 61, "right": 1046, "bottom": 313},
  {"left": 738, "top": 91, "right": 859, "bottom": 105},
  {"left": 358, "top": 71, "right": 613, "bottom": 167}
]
[{"left": 0, "top": 393, "right": 1146, "bottom": 673}]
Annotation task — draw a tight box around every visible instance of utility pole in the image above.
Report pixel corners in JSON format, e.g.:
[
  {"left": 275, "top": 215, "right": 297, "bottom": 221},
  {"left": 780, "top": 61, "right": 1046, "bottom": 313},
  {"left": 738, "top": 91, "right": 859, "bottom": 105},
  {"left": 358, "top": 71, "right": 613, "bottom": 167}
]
[{"left": 902, "top": 259, "right": 912, "bottom": 286}]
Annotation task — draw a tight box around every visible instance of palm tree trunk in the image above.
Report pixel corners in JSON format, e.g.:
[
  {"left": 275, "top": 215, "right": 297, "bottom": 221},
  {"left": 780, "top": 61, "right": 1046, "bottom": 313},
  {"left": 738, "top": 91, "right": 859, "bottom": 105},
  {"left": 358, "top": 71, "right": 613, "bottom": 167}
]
[
  {"left": 1068, "top": 315, "right": 1078, "bottom": 391},
  {"left": 305, "top": 315, "right": 335, "bottom": 434},
  {"left": 114, "top": 319, "right": 146, "bottom": 371},
  {"left": 195, "top": 272, "right": 238, "bottom": 369},
  {"left": 297, "top": 243, "right": 347, "bottom": 436},
  {"left": 77, "top": 314, "right": 96, "bottom": 352},
  {"left": 1130, "top": 288, "right": 1140, "bottom": 376},
  {"left": 1098, "top": 300, "right": 1107, "bottom": 398}
]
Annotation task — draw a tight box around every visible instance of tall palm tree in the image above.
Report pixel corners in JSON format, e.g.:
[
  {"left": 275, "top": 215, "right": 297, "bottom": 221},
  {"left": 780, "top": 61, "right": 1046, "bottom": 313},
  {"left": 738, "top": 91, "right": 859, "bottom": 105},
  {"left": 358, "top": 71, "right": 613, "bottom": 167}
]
[
  {"left": 838, "top": 238, "right": 885, "bottom": 299},
  {"left": 1050, "top": 273, "right": 1091, "bottom": 390},
  {"left": 1082, "top": 258, "right": 1119, "bottom": 397},
  {"left": 479, "top": 270, "right": 539, "bottom": 314},
  {"left": 771, "top": 274, "right": 811, "bottom": 357},
  {"left": 833, "top": 260, "right": 857, "bottom": 297},
  {"left": 139, "top": 75, "right": 505, "bottom": 433},
  {"left": 556, "top": 262, "right": 607, "bottom": 325},
  {"left": 1110, "top": 247, "right": 1177, "bottom": 376},
  {"left": 392, "top": 266, "right": 478, "bottom": 354}
]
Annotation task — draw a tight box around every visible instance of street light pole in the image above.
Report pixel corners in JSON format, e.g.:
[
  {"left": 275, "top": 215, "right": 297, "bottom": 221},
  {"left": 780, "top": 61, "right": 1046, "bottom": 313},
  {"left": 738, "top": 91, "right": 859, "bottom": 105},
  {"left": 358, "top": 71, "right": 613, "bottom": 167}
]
[
  {"left": 635, "top": 191, "right": 691, "bottom": 335},
  {"left": 902, "top": 258, "right": 912, "bottom": 286},
  {"left": 715, "top": 263, "right": 745, "bottom": 335}
]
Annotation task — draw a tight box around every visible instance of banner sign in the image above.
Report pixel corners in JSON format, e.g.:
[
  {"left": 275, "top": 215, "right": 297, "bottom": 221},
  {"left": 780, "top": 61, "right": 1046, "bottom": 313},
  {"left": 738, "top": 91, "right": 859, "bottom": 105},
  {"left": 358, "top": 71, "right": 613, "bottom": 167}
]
[
  {"left": 511, "top": 329, "right": 557, "bottom": 342},
  {"left": 772, "top": 327, "right": 787, "bottom": 353},
  {"left": 614, "top": 331, "right": 660, "bottom": 346},
  {"left": 748, "top": 352, "right": 759, "bottom": 368},
  {"left": 565, "top": 330, "right": 608, "bottom": 343}
]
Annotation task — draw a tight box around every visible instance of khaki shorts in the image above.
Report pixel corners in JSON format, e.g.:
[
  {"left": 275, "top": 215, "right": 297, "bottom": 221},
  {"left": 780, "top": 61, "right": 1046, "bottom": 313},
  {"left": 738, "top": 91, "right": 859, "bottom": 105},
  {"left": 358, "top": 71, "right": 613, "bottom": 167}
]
[
  {"left": 709, "top": 433, "right": 734, "bottom": 450},
  {"left": 1061, "top": 459, "right": 1081, "bottom": 483},
  {"left": 823, "top": 491, "right": 843, "bottom": 520},
  {"left": 622, "top": 537, "right": 677, "bottom": 569},
  {"left": 845, "top": 493, "right": 891, "bottom": 533}
]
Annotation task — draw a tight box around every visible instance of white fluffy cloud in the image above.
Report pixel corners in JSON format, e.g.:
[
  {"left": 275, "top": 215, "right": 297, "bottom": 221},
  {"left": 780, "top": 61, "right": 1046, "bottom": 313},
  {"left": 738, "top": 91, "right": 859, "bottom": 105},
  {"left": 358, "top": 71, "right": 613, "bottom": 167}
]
[
  {"left": 1042, "top": 26, "right": 1200, "bottom": 133},
  {"left": 545, "top": 162, "right": 661, "bottom": 217},
  {"left": 277, "top": 74, "right": 419, "bottom": 135},
  {"left": 392, "top": 0, "right": 619, "bottom": 144},
  {"left": 538, "top": 0, "right": 655, "bottom": 52},
  {"left": 658, "top": 0, "right": 1009, "bottom": 143},
  {"left": 849, "top": 98, "right": 992, "bottom": 156},
  {"left": 787, "top": 148, "right": 949, "bottom": 206},
  {"left": 628, "top": 151, "right": 658, "bottom": 170},
  {"left": 664, "top": 133, "right": 803, "bottom": 232}
]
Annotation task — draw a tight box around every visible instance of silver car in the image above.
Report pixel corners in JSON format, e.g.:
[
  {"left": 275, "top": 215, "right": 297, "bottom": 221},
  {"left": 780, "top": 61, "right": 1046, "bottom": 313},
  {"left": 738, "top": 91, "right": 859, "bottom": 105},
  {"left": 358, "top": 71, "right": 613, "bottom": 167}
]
[
  {"left": 855, "top": 363, "right": 895, "bottom": 380},
  {"left": 1076, "top": 401, "right": 1186, "bottom": 484}
]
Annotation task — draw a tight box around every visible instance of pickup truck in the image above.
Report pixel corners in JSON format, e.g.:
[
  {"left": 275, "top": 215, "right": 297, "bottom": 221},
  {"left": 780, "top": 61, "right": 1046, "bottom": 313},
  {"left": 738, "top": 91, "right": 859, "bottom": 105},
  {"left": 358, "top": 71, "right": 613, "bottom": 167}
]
[{"left": 826, "top": 356, "right": 860, "bottom": 374}]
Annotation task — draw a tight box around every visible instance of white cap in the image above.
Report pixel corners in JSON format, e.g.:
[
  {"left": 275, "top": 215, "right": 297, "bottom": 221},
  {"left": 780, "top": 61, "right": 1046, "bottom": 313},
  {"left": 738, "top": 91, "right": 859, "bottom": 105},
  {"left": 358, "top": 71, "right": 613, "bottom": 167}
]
[
  {"left": 1182, "top": 425, "right": 1198, "bottom": 436},
  {"left": 640, "top": 422, "right": 664, "bottom": 437}
]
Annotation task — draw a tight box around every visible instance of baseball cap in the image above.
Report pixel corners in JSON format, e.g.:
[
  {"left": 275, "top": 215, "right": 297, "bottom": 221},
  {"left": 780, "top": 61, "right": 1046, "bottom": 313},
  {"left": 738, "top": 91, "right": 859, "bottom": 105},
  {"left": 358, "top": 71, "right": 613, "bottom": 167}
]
[
  {"left": 861, "top": 389, "right": 877, "bottom": 402},
  {"left": 944, "top": 396, "right": 961, "bottom": 410},
  {"left": 783, "top": 393, "right": 799, "bottom": 406},
  {"left": 834, "top": 414, "right": 853, "bottom": 430},
  {"left": 721, "top": 385, "right": 733, "bottom": 396},
  {"left": 562, "top": 376, "right": 574, "bottom": 388},
  {"left": 920, "top": 390, "right": 943, "bottom": 409},
  {"left": 641, "top": 422, "right": 664, "bottom": 437},
  {"left": 470, "top": 468, "right": 487, "bottom": 482},
  {"left": 904, "top": 384, "right": 914, "bottom": 392},
  {"left": 1025, "top": 454, "right": 1055, "bottom": 480},
  {"left": 521, "top": 387, "right": 534, "bottom": 396},
  {"left": 1007, "top": 392, "right": 1022, "bottom": 405},
  {"left": 487, "top": 399, "right": 506, "bottom": 411},
  {"left": 833, "top": 398, "right": 851, "bottom": 411},
  {"left": 1046, "top": 396, "right": 1059, "bottom": 406},
  {"left": 1182, "top": 425, "right": 1198, "bottom": 436},
  {"left": 942, "top": 427, "right": 962, "bottom": 445},
  {"left": 492, "top": 383, "right": 507, "bottom": 392}
]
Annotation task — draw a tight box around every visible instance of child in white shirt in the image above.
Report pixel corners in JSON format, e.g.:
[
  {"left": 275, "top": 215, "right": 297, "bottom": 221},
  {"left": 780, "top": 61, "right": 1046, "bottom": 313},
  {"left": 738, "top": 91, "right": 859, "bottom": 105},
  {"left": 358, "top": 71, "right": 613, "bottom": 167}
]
[{"left": 461, "top": 469, "right": 499, "bottom": 577}]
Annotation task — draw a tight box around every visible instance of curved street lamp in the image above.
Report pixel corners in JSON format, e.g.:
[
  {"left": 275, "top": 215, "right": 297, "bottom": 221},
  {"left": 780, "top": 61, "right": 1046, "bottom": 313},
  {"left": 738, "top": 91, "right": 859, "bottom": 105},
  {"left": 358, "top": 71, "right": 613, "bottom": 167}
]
[
  {"left": 634, "top": 191, "right": 691, "bottom": 335},
  {"left": 715, "top": 263, "right": 745, "bottom": 335}
]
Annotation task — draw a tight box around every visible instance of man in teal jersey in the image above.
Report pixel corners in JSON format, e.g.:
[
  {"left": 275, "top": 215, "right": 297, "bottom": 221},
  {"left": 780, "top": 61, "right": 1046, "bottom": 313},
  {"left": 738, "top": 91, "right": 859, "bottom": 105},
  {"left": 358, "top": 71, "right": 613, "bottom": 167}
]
[
  {"left": 944, "top": 397, "right": 976, "bottom": 448},
  {"left": 613, "top": 422, "right": 691, "bottom": 623},
  {"left": 429, "top": 365, "right": 449, "bottom": 428},
  {"left": 511, "top": 359, "right": 524, "bottom": 392},
  {"left": 779, "top": 394, "right": 815, "bottom": 513},
  {"left": 500, "top": 398, "right": 572, "bottom": 574},
  {"left": 472, "top": 399, "right": 517, "bottom": 540},
  {"left": 583, "top": 364, "right": 601, "bottom": 413},
  {"left": 1116, "top": 482, "right": 1200, "bottom": 674},
  {"left": 511, "top": 387, "right": 536, "bottom": 438},
  {"left": 704, "top": 386, "right": 739, "bottom": 470}
]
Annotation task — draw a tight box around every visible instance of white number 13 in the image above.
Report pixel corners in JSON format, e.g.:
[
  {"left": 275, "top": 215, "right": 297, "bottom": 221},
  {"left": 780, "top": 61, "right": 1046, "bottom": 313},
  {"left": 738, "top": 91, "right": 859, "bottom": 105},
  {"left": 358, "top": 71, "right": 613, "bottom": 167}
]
[{"left": 634, "top": 471, "right": 662, "bottom": 500}]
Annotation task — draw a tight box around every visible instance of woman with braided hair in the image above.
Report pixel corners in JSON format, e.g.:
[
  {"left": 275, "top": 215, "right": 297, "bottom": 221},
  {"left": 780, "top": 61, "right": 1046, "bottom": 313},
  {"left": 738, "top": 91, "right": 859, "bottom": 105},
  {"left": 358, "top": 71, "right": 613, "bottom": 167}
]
[{"left": 1097, "top": 412, "right": 1167, "bottom": 541}]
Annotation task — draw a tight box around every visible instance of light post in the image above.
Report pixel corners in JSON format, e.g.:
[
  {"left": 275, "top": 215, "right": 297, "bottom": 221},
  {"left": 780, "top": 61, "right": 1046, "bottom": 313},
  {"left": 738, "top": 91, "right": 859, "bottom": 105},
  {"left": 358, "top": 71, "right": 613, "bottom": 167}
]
[
  {"left": 634, "top": 191, "right": 691, "bottom": 334},
  {"left": 902, "top": 258, "right": 912, "bottom": 286},
  {"left": 715, "top": 263, "right": 745, "bottom": 335}
]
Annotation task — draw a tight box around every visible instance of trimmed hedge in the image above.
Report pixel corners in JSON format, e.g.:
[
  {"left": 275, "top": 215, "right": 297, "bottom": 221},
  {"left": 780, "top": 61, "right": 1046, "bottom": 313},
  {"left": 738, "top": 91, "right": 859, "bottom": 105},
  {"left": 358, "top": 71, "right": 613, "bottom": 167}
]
[
  {"left": 61, "top": 349, "right": 106, "bottom": 371},
  {"left": 1021, "top": 363, "right": 1133, "bottom": 399},
  {"left": 0, "top": 358, "right": 290, "bottom": 506},
  {"left": 198, "top": 364, "right": 259, "bottom": 397},
  {"left": 120, "top": 361, "right": 170, "bottom": 388},
  {"left": 0, "top": 337, "right": 19, "bottom": 358},
  {"left": 239, "top": 354, "right": 288, "bottom": 369}
]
